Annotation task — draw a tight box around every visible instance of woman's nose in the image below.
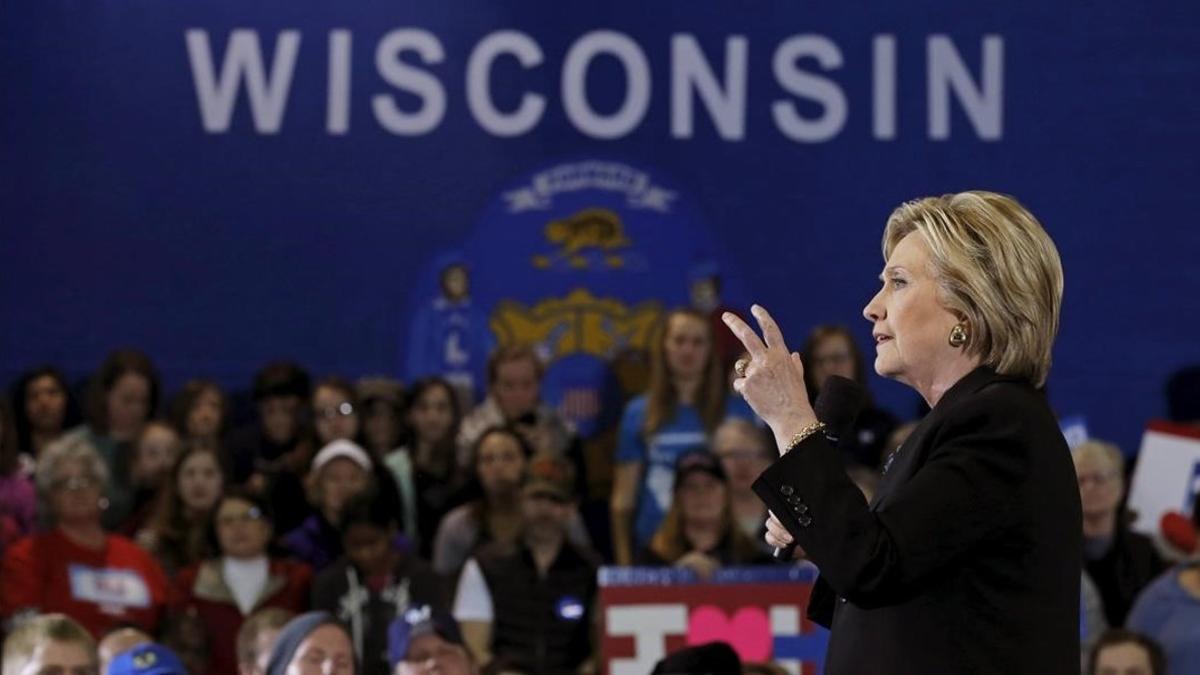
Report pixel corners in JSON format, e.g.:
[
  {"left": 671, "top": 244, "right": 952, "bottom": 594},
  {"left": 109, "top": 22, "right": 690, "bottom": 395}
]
[{"left": 863, "top": 289, "right": 885, "bottom": 322}]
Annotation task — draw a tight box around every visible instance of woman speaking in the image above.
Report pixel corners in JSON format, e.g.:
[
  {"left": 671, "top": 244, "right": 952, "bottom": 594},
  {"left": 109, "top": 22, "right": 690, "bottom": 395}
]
[{"left": 725, "top": 191, "right": 1081, "bottom": 674}]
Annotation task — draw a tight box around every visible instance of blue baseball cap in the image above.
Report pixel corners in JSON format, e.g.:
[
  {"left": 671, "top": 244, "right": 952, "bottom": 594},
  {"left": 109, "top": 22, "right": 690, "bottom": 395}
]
[
  {"left": 387, "top": 605, "right": 464, "bottom": 666},
  {"left": 107, "top": 644, "right": 187, "bottom": 675}
]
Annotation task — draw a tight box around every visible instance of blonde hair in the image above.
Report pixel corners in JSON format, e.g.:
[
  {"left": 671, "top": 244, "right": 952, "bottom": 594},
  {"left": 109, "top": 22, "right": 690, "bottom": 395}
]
[
  {"left": 3, "top": 614, "right": 97, "bottom": 675},
  {"left": 1072, "top": 439, "right": 1124, "bottom": 482},
  {"left": 883, "top": 191, "right": 1063, "bottom": 387}
]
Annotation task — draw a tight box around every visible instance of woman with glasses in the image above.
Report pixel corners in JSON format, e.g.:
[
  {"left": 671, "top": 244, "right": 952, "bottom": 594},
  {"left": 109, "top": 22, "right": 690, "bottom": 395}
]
[
  {"left": 799, "top": 324, "right": 899, "bottom": 471},
  {"left": 1074, "top": 439, "right": 1167, "bottom": 627},
  {"left": 0, "top": 434, "right": 168, "bottom": 637},
  {"left": 173, "top": 489, "right": 313, "bottom": 675}
]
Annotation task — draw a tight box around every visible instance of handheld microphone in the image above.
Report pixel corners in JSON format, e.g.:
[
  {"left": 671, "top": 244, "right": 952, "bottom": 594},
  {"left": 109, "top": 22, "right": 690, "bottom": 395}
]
[{"left": 772, "top": 375, "right": 866, "bottom": 560}]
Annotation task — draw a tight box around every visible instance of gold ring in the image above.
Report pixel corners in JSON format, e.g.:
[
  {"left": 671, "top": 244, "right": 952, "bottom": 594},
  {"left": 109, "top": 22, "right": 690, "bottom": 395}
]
[{"left": 734, "top": 358, "right": 750, "bottom": 378}]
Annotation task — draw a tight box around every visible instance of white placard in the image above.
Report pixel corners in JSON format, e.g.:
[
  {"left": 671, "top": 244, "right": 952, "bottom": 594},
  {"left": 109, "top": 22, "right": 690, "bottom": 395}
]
[{"left": 1126, "top": 422, "right": 1200, "bottom": 536}]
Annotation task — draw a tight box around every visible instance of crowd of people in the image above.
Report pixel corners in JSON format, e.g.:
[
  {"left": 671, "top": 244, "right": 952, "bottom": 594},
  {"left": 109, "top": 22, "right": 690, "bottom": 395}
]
[{"left": 1, "top": 309, "right": 1197, "bottom": 674}]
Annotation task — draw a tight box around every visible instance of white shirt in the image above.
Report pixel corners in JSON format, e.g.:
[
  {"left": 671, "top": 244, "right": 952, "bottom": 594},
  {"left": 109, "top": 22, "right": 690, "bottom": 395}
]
[
  {"left": 452, "top": 558, "right": 494, "bottom": 622},
  {"left": 223, "top": 556, "right": 269, "bottom": 615}
]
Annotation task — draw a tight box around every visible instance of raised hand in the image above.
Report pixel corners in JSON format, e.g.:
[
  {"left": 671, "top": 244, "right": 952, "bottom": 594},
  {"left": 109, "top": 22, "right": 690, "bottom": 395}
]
[{"left": 723, "top": 305, "right": 818, "bottom": 444}]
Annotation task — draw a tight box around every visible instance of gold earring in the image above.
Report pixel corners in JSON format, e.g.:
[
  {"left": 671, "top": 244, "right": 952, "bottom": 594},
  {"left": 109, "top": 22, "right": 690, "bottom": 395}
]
[{"left": 948, "top": 324, "right": 969, "bottom": 348}]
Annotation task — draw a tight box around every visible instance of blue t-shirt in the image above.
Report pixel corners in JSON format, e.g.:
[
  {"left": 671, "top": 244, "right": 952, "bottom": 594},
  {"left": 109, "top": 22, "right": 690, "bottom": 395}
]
[
  {"left": 1127, "top": 565, "right": 1200, "bottom": 675},
  {"left": 616, "top": 394, "right": 755, "bottom": 546}
]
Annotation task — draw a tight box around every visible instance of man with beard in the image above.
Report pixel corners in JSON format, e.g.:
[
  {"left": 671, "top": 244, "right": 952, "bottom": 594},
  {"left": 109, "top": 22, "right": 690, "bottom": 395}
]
[{"left": 452, "top": 456, "right": 598, "bottom": 674}]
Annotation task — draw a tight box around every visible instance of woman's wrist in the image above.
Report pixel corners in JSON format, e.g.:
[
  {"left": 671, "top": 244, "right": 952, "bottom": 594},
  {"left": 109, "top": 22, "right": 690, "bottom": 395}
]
[{"left": 772, "top": 412, "right": 821, "bottom": 454}]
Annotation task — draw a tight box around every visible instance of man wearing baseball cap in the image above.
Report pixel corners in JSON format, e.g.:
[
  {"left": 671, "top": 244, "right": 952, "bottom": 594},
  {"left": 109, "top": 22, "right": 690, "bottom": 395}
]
[
  {"left": 388, "top": 606, "right": 477, "bottom": 675},
  {"left": 452, "top": 456, "right": 599, "bottom": 674}
]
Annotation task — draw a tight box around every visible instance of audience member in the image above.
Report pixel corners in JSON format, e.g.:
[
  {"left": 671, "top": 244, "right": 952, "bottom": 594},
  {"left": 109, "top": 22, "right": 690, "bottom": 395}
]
[
  {"left": 173, "top": 489, "right": 312, "bottom": 675},
  {"left": 169, "top": 379, "right": 227, "bottom": 454},
  {"left": 389, "top": 606, "right": 478, "bottom": 675},
  {"left": 433, "top": 427, "right": 529, "bottom": 578},
  {"left": 0, "top": 398, "right": 36, "bottom": 545},
  {"left": 312, "top": 377, "right": 406, "bottom": 537},
  {"left": 264, "top": 611, "right": 355, "bottom": 675},
  {"left": 107, "top": 643, "right": 188, "bottom": 675},
  {"left": 712, "top": 418, "right": 774, "bottom": 548},
  {"left": 458, "top": 346, "right": 580, "bottom": 477},
  {"left": 0, "top": 436, "right": 168, "bottom": 637},
  {"left": 158, "top": 612, "right": 209, "bottom": 674},
  {"left": 1127, "top": 556, "right": 1200, "bottom": 675},
  {"left": 639, "top": 452, "right": 771, "bottom": 576},
  {"left": 386, "top": 378, "right": 469, "bottom": 558},
  {"left": 62, "top": 349, "right": 160, "bottom": 530},
  {"left": 612, "top": 308, "right": 754, "bottom": 564},
  {"left": 1075, "top": 439, "right": 1167, "bottom": 626},
  {"left": 454, "top": 456, "right": 599, "bottom": 674},
  {"left": 2, "top": 613, "right": 98, "bottom": 675},
  {"left": 120, "top": 421, "right": 182, "bottom": 536},
  {"left": 284, "top": 439, "right": 375, "bottom": 571},
  {"left": 10, "top": 365, "right": 80, "bottom": 471},
  {"left": 137, "top": 446, "right": 224, "bottom": 577},
  {"left": 357, "top": 378, "right": 406, "bottom": 459},
  {"left": 314, "top": 377, "right": 362, "bottom": 447},
  {"left": 1087, "top": 628, "right": 1167, "bottom": 675},
  {"left": 799, "top": 324, "right": 899, "bottom": 470},
  {"left": 237, "top": 608, "right": 296, "bottom": 675},
  {"left": 96, "top": 626, "right": 152, "bottom": 674},
  {"left": 312, "top": 493, "right": 445, "bottom": 675},
  {"left": 227, "top": 362, "right": 314, "bottom": 534}
]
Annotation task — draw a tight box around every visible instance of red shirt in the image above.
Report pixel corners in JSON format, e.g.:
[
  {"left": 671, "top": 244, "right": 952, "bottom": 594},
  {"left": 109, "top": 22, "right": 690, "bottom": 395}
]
[{"left": 0, "top": 528, "right": 169, "bottom": 637}]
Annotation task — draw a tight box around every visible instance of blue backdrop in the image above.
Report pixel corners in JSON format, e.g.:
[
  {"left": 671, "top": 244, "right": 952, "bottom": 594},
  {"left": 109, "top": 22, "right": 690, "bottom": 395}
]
[{"left": 2, "top": 1, "right": 1198, "bottom": 455}]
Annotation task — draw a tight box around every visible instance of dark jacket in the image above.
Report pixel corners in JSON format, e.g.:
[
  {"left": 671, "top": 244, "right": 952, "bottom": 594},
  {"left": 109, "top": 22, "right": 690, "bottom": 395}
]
[
  {"left": 311, "top": 554, "right": 445, "bottom": 675},
  {"left": 476, "top": 539, "right": 600, "bottom": 675},
  {"left": 1086, "top": 522, "right": 1167, "bottom": 627},
  {"left": 754, "top": 366, "right": 1082, "bottom": 675},
  {"left": 283, "top": 514, "right": 342, "bottom": 572}
]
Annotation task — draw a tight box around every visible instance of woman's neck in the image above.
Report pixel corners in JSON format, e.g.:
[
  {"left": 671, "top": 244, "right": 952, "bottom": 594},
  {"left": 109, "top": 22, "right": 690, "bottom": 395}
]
[
  {"left": 683, "top": 517, "right": 722, "bottom": 550},
  {"left": 487, "top": 491, "right": 520, "bottom": 512},
  {"left": 674, "top": 375, "right": 701, "bottom": 406},
  {"left": 58, "top": 520, "right": 106, "bottom": 549},
  {"left": 1082, "top": 510, "right": 1117, "bottom": 540},
  {"left": 912, "top": 357, "right": 981, "bottom": 408},
  {"left": 31, "top": 430, "right": 61, "bottom": 456}
]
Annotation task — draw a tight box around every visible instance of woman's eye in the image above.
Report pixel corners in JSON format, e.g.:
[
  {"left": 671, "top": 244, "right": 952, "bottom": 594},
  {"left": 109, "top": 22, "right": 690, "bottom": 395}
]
[{"left": 890, "top": 277, "right": 907, "bottom": 288}]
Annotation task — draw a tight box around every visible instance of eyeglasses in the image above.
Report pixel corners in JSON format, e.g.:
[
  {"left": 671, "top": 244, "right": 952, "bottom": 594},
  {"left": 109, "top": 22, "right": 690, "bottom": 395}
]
[
  {"left": 1077, "top": 472, "right": 1118, "bottom": 488},
  {"left": 317, "top": 402, "right": 355, "bottom": 420},
  {"left": 217, "top": 507, "right": 264, "bottom": 526},
  {"left": 51, "top": 475, "right": 99, "bottom": 492}
]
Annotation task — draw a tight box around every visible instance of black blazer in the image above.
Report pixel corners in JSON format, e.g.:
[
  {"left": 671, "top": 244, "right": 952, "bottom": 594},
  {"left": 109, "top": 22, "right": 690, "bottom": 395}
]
[{"left": 754, "top": 366, "right": 1081, "bottom": 675}]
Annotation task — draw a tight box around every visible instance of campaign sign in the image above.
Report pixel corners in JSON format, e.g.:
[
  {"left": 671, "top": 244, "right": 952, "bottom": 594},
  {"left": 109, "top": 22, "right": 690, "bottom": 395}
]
[
  {"left": 599, "top": 565, "right": 827, "bottom": 675},
  {"left": 1127, "top": 421, "right": 1200, "bottom": 537}
]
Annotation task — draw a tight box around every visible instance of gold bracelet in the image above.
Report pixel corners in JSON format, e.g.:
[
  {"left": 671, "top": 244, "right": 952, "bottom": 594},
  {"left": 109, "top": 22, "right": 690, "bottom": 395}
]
[{"left": 783, "top": 421, "right": 827, "bottom": 454}]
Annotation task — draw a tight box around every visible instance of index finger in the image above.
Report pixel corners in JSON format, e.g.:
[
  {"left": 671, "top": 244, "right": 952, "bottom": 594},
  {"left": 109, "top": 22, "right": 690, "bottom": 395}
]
[
  {"left": 722, "top": 312, "right": 766, "bottom": 359},
  {"left": 751, "top": 304, "right": 789, "bottom": 352}
]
